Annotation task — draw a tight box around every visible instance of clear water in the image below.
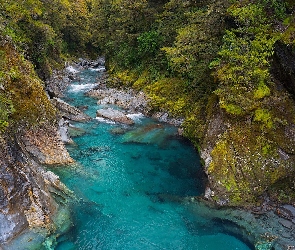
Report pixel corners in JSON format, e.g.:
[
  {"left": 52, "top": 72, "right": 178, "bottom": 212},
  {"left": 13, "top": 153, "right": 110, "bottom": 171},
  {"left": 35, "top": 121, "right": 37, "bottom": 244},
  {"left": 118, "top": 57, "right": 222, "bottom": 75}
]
[{"left": 52, "top": 69, "right": 253, "bottom": 250}]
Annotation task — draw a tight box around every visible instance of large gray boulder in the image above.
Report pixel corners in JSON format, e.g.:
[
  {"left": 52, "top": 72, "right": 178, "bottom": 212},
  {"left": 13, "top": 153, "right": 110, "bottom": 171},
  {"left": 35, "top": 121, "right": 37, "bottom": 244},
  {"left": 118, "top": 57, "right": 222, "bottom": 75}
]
[{"left": 96, "top": 108, "right": 134, "bottom": 125}]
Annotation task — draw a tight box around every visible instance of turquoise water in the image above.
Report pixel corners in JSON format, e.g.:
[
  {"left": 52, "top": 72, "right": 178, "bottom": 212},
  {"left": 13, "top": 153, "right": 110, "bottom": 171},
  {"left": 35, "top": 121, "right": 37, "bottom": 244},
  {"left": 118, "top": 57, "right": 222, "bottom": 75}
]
[{"left": 52, "top": 69, "right": 253, "bottom": 250}]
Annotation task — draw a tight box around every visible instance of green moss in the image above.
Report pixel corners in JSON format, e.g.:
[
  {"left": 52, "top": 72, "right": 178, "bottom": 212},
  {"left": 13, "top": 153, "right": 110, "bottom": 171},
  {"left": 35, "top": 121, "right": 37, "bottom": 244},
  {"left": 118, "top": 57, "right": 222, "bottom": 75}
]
[
  {"left": 182, "top": 107, "right": 206, "bottom": 147},
  {"left": 0, "top": 93, "right": 15, "bottom": 132},
  {"left": 254, "top": 109, "right": 273, "bottom": 129},
  {"left": 204, "top": 113, "right": 295, "bottom": 207},
  {"left": 261, "top": 144, "right": 271, "bottom": 155},
  {"left": 254, "top": 83, "right": 270, "bottom": 99},
  {"left": 219, "top": 102, "right": 243, "bottom": 115}
]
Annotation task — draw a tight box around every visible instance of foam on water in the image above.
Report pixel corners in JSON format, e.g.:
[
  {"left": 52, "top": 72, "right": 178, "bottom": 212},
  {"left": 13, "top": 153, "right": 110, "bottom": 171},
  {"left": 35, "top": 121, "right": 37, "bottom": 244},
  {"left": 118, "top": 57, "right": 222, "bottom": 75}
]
[
  {"left": 66, "top": 65, "right": 79, "bottom": 74},
  {"left": 95, "top": 117, "right": 116, "bottom": 124},
  {"left": 89, "top": 66, "right": 106, "bottom": 72},
  {"left": 68, "top": 83, "right": 97, "bottom": 93},
  {"left": 126, "top": 113, "right": 145, "bottom": 122}
]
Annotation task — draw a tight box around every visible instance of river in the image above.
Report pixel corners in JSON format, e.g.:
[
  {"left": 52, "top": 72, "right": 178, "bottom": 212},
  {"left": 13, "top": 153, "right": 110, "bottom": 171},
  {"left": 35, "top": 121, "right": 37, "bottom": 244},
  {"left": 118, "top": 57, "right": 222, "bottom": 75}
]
[{"left": 51, "top": 67, "right": 252, "bottom": 249}]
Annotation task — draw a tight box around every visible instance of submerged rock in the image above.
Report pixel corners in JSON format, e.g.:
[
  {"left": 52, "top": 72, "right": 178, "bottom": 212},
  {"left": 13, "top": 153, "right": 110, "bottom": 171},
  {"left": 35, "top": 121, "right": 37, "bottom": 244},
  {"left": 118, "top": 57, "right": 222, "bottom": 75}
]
[
  {"left": 68, "top": 124, "right": 87, "bottom": 137},
  {"left": 109, "top": 127, "right": 127, "bottom": 135},
  {"left": 120, "top": 123, "right": 173, "bottom": 147}
]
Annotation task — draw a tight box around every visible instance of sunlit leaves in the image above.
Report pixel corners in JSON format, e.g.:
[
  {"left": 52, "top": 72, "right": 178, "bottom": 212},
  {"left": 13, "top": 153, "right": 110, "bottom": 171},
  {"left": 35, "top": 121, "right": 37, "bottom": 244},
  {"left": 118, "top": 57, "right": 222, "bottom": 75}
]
[{"left": 214, "top": 3, "right": 280, "bottom": 115}]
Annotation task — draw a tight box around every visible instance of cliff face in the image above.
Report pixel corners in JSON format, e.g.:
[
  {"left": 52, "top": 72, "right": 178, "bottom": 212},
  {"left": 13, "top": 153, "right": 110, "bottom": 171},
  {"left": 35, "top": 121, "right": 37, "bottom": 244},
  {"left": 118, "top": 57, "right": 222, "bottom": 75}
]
[
  {"left": 201, "top": 41, "right": 295, "bottom": 206},
  {"left": 0, "top": 131, "right": 73, "bottom": 245}
]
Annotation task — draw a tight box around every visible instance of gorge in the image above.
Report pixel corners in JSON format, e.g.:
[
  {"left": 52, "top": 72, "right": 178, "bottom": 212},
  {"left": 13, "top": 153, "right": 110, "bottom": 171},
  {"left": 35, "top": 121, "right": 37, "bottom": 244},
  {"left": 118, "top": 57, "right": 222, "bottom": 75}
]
[{"left": 1, "top": 0, "right": 295, "bottom": 249}]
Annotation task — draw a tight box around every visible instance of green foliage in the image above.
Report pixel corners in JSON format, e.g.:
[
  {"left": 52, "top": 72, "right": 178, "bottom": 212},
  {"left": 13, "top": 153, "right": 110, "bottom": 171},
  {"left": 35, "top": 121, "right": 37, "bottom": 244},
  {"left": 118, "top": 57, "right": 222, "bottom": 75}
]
[
  {"left": 137, "top": 30, "right": 161, "bottom": 57},
  {"left": 0, "top": 37, "right": 56, "bottom": 129},
  {"left": 254, "top": 108, "right": 273, "bottom": 128},
  {"left": 90, "top": 0, "right": 156, "bottom": 69},
  {"left": 145, "top": 77, "right": 189, "bottom": 116},
  {"left": 261, "top": 0, "right": 287, "bottom": 19},
  {"left": 115, "top": 43, "right": 139, "bottom": 68},
  {"left": 0, "top": 94, "right": 15, "bottom": 132},
  {"left": 214, "top": 2, "right": 279, "bottom": 116},
  {"left": 0, "top": 0, "right": 94, "bottom": 78},
  {"left": 162, "top": 2, "right": 228, "bottom": 92}
]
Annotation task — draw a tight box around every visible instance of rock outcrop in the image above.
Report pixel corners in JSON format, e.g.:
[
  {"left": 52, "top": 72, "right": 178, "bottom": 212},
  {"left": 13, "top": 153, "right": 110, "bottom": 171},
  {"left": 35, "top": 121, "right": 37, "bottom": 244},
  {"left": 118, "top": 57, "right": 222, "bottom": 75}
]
[
  {"left": 200, "top": 85, "right": 295, "bottom": 206},
  {"left": 51, "top": 98, "right": 91, "bottom": 122},
  {"left": 87, "top": 86, "right": 149, "bottom": 114},
  {"left": 0, "top": 134, "right": 73, "bottom": 248},
  {"left": 21, "top": 125, "right": 74, "bottom": 165},
  {"left": 87, "top": 84, "right": 184, "bottom": 126},
  {"left": 45, "top": 69, "right": 73, "bottom": 98}
]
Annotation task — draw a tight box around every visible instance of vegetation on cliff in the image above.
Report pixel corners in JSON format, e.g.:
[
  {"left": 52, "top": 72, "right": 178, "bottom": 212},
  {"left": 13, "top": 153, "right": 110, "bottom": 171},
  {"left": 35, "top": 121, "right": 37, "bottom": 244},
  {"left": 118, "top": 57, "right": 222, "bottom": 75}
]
[
  {"left": 89, "top": 0, "right": 295, "bottom": 206},
  {"left": 0, "top": 0, "right": 95, "bottom": 132},
  {"left": 0, "top": 1, "right": 82, "bottom": 244},
  {"left": 1, "top": 0, "right": 295, "bottom": 206}
]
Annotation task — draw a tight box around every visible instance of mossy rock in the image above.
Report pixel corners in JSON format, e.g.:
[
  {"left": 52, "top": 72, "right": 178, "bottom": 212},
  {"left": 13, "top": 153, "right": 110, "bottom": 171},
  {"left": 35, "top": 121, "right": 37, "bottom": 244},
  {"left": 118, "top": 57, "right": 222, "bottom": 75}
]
[{"left": 202, "top": 88, "right": 295, "bottom": 206}]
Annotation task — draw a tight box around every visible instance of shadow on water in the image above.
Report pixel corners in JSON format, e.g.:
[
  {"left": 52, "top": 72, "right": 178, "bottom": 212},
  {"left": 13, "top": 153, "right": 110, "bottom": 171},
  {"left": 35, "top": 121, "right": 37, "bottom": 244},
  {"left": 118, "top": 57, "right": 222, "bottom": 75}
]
[
  {"left": 211, "top": 218, "right": 256, "bottom": 250},
  {"left": 181, "top": 215, "right": 256, "bottom": 250},
  {"left": 56, "top": 200, "right": 108, "bottom": 248}
]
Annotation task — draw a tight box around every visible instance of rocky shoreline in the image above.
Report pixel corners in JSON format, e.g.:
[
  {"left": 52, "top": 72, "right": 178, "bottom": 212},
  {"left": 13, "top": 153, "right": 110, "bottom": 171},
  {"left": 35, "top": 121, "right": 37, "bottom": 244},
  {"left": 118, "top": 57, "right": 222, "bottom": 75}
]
[
  {"left": 0, "top": 129, "right": 74, "bottom": 249},
  {"left": 0, "top": 60, "right": 94, "bottom": 248}
]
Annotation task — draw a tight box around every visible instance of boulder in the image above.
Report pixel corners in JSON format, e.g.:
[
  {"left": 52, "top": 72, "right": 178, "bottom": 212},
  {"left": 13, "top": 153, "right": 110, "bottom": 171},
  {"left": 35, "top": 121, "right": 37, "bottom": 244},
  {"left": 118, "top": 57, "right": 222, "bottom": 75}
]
[
  {"left": 51, "top": 98, "right": 91, "bottom": 122},
  {"left": 96, "top": 108, "right": 134, "bottom": 125}
]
